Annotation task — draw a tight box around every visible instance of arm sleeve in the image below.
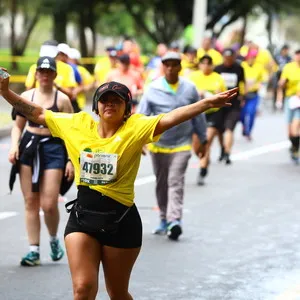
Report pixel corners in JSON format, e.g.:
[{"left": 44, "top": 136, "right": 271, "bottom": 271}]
[
  {"left": 44, "top": 110, "right": 75, "bottom": 138},
  {"left": 129, "top": 114, "right": 165, "bottom": 145}
]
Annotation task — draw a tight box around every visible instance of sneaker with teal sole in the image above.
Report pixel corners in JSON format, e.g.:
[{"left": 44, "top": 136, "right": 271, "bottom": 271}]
[
  {"left": 167, "top": 220, "right": 182, "bottom": 241},
  {"left": 50, "top": 239, "right": 64, "bottom": 261},
  {"left": 20, "top": 251, "right": 40, "bottom": 266},
  {"left": 152, "top": 219, "right": 168, "bottom": 235}
]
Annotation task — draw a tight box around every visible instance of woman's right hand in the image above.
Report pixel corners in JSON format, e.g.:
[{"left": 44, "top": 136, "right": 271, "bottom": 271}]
[{"left": 8, "top": 146, "right": 19, "bottom": 165}]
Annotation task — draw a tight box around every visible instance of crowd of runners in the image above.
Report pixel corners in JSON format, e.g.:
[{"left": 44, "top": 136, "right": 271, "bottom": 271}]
[{"left": 0, "top": 33, "right": 299, "bottom": 299}]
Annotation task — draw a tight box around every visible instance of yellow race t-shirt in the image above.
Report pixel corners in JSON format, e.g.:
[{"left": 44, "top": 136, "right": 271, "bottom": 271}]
[
  {"left": 189, "top": 70, "right": 226, "bottom": 113},
  {"left": 76, "top": 65, "right": 94, "bottom": 110},
  {"left": 45, "top": 111, "right": 164, "bottom": 206},
  {"left": 94, "top": 57, "right": 114, "bottom": 84},
  {"left": 280, "top": 62, "right": 300, "bottom": 96},
  {"left": 241, "top": 61, "right": 265, "bottom": 93},
  {"left": 197, "top": 48, "right": 223, "bottom": 66},
  {"left": 25, "top": 61, "right": 77, "bottom": 89}
]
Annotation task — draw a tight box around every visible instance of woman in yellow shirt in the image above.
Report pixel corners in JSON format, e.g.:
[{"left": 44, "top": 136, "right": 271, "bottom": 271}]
[
  {"left": 189, "top": 55, "right": 227, "bottom": 185},
  {"left": 241, "top": 50, "right": 264, "bottom": 140},
  {"left": 0, "top": 69, "right": 237, "bottom": 300}
]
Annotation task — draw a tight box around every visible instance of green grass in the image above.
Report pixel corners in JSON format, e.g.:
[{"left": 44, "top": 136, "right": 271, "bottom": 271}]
[
  {"left": 0, "top": 112, "right": 13, "bottom": 127},
  {"left": 0, "top": 49, "right": 38, "bottom": 75}
]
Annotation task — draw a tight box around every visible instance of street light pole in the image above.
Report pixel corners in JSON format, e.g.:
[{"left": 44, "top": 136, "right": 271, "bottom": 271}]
[{"left": 192, "top": 0, "right": 207, "bottom": 49}]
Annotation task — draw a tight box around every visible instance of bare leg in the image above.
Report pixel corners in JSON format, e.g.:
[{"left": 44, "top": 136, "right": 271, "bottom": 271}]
[
  {"left": 102, "top": 246, "right": 141, "bottom": 300},
  {"left": 223, "top": 129, "right": 234, "bottom": 154},
  {"left": 39, "top": 169, "right": 63, "bottom": 236},
  {"left": 19, "top": 165, "right": 40, "bottom": 245},
  {"left": 65, "top": 232, "right": 102, "bottom": 300}
]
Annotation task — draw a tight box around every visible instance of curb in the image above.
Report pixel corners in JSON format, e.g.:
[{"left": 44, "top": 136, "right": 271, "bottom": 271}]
[{"left": 0, "top": 125, "right": 12, "bottom": 139}]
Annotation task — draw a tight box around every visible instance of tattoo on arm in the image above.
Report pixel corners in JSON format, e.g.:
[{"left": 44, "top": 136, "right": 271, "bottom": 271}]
[{"left": 14, "top": 101, "right": 37, "bottom": 117}]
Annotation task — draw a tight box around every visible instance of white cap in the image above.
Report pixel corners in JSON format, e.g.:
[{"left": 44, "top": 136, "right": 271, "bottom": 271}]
[
  {"left": 39, "top": 45, "right": 58, "bottom": 58},
  {"left": 68, "top": 48, "right": 81, "bottom": 60},
  {"left": 161, "top": 51, "right": 181, "bottom": 63},
  {"left": 57, "top": 43, "right": 70, "bottom": 56}
]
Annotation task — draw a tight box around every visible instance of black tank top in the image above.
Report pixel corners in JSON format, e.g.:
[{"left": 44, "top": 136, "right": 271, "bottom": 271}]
[{"left": 17, "top": 89, "right": 59, "bottom": 128}]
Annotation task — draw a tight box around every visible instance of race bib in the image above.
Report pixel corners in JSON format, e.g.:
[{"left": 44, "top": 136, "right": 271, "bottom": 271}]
[
  {"left": 80, "top": 151, "right": 118, "bottom": 185},
  {"left": 221, "top": 73, "right": 238, "bottom": 88},
  {"left": 289, "top": 96, "right": 300, "bottom": 110}
]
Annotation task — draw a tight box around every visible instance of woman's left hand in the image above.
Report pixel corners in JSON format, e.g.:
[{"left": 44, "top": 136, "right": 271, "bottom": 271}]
[
  {"left": 0, "top": 67, "right": 10, "bottom": 95},
  {"left": 65, "top": 161, "right": 75, "bottom": 181}
]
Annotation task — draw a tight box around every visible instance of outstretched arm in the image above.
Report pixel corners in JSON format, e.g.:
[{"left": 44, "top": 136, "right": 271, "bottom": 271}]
[
  {"left": 0, "top": 68, "right": 46, "bottom": 126},
  {"left": 154, "top": 88, "right": 238, "bottom": 136}
]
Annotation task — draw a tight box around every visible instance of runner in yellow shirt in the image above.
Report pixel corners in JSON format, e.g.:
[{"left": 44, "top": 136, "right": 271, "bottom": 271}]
[
  {"left": 240, "top": 49, "right": 264, "bottom": 140},
  {"left": 277, "top": 49, "right": 300, "bottom": 161},
  {"left": 0, "top": 67, "right": 238, "bottom": 300},
  {"left": 189, "top": 55, "right": 227, "bottom": 185},
  {"left": 94, "top": 47, "right": 118, "bottom": 86},
  {"left": 25, "top": 41, "right": 76, "bottom": 100},
  {"left": 68, "top": 48, "right": 94, "bottom": 110},
  {"left": 197, "top": 37, "right": 223, "bottom": 66}
]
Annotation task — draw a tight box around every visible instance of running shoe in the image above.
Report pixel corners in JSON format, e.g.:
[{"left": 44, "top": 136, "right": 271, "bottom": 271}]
[
  {"left": 20, "top": 251, "right": 40, "bottom": 266},
  {"left": 50, "top": 239, "right": 64, "bottom": 261},
  {"left": 218, "top": 147, "right": 225, "bottom": 162},
  {"left": 291, "top": 151, "right": 299, "bottom": 164},
  {"left": 224, "top": 153, "right": 232, "bottom": 165},
  {"left": 152, "top": 219, "right": 167, "bottom": 235},
  {"left": 197, "top": 173, "right": 205, "bottom": 186},
  {"left": 167, "top": 220, "right": 182, "bottom": 241}
]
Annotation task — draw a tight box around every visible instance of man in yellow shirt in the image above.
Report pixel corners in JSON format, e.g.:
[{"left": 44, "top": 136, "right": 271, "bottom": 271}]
[
  {"left": 277, "top": 49, "right": 300, "bottom": 161},
  {"left": 25, "top": 40, "right": 77, "bottom": 99},
  {"left": 189, "top": 55, "right": 226, "bottom": 183},
  {"left": 197, "top": 37, "right": 223, "bottom": 66},
  {"left": 241, "top": 49, "right": 264, "bottom": 140},
  {"left": 94, "top": 47, "right": 118, "bottom": 86},
  {"left": 68, "top": 48, "right": 94, "bottom": 110}
]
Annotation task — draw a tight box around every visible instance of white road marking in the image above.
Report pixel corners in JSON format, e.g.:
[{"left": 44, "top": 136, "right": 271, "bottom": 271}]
[
  {"left": 0, "top": 140, "right": 291, "bottom": 221},
  {"left": 134, "top": 175, "right": 156, "bottom": 186},
  {"left": 0, "top": 212, "right": 19, "bottom": 220},
  {"left": 231, "top": 141, "right": 290, "bottom": 161}
]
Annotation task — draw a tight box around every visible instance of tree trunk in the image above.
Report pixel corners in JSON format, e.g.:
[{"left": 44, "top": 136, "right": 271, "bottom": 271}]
[
  {"left": 53, "top": 10, "right": 67, "bottom": 43},
  {"left": 240, "top": 15, "right": 247, "bottom": 46},
  {"left": 10, "top": 0, "right": 18, "bottom": 70},
  {"left": 79, "top": 9, "right": 88, "bottom": 59}
]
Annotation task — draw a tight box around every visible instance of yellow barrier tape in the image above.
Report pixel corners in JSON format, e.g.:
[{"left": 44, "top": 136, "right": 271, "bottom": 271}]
[
  {"left": 0, "top": 55, "right": 150, "bottom": 65},
  {"left": 10, "top": 75, "right": 27, "bottom": 83}
]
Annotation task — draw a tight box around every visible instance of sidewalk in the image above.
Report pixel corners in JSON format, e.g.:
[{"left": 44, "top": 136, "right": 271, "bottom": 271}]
[{"left": 0, "top": 97, "right": 13, "bottom": 138}]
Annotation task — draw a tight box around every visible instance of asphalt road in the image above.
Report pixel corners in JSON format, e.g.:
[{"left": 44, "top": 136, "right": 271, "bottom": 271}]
[{"left": 0, "top": 109, "right": 300, "bottom": 300}]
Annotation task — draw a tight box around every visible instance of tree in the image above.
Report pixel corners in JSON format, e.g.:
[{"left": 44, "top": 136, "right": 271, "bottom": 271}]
[{"left": 8, "top": 0, "right": 42, "bottom": 69}]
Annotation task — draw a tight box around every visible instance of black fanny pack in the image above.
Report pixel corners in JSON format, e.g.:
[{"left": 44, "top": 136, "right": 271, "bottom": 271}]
[{"left": 65, "top": 199, "right": 131, "bottom": 234}]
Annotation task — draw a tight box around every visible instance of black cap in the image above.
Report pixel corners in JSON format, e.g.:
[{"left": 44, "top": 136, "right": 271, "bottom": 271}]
[
  {"left": 223, "top": 48, "right": 235, "bottom": 57},
  {"left": 36, "top": 56, "right": 57, "bottom": 72},
  {"left": 118, "top": 54, "right": 130, "bottom": 64},
  {"left": 106, "top": 46, "right": 116, "bottom": 52},
  {"left": 94, "top": 81, "right": 132, "bottom": 104}
]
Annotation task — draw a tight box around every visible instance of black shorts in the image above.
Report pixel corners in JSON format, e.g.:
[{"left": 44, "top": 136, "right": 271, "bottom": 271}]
[
  {"left": 64, "top": 186, "right": 142, "bottom": 248},
  {"left": 19, "top": 131, "right": 66, "bottom": 169},
  {"left": 220, "top": 107, "right": 240, "bottom": 131},
  {"left": 205, "top": 110, "right": 223, "bottom": 129}
]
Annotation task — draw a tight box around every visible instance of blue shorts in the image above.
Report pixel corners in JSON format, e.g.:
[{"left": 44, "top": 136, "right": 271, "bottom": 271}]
[
  {"left": 284, "top": 97, "right": 300, "bottom": 124},
  {"left": 20, "top": 133, "right": 66, "bottom": 170}
]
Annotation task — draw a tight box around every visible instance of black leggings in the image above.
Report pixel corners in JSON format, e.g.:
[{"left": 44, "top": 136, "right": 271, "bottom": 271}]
[{"left": 64, "top": 186, "right": 142, "bottom": 248}]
